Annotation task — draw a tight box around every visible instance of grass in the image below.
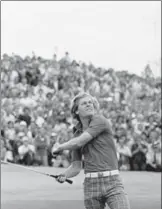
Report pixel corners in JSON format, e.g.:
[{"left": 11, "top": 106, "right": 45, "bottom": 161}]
[{"left": 1, "top": 165, "right": 161, "bottom": 209}]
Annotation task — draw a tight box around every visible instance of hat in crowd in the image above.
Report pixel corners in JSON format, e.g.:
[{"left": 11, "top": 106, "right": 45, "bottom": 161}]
[
  {"left": 107, "top": 97, "right": 113, "bottom": 102},
  {"left": 20, "top": 121, "right": 27, "bottom": 126},
  {"left": 22, "top": 136, "right": 29, "bottom": 142},
  {"left": 51, "top": 132, "right": 57, "bottom": 137},
  {"left": 131, "top": 113, "right": 136, "bottom": 119},
  {"left": 36, "top": 117, "right": 45, "bottom": 127},
  {"left": 18, "top": 132, "right": 25, "bottom": 137},
  {"left": 121, "top": 100, "right": 127, "bottom": 105}
]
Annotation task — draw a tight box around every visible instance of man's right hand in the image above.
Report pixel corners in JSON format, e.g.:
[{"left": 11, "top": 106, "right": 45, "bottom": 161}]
[{"left": 56, "top": 174, "right": 67, "bottom": 183}]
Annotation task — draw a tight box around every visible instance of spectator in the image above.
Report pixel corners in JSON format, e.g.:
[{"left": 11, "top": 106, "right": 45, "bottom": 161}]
[
  {"left": 1, "top": 140, "right": 7, "bottom": 161},
  {"left": 47, "top": 132, "right": 57, "bottom": 166},
  {"left": 116, "top": 134, "right": 132, "bottom": 171},
  {"left": 18, "top": 107, "right": 32, "bottom": 126},
  {"left": 5, "top": 121, "right": 16, "bottom": 141},
  {"left": 131, "top": 134, "right": 148, "bottom": 171},
  {"left": 35, "top": 128, "right": 48, "bottom": 166},
  {"left": 18, "top": 136, "right": 36, "bottom": 166}
]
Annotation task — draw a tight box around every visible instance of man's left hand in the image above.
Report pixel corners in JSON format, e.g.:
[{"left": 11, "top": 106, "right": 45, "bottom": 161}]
[{"left": 52, "top": 142, "right": 62, "bottom": 156}]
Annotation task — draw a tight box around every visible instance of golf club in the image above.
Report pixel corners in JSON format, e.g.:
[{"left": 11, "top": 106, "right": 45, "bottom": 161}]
[{"left": 1, "top": 160, "right": 73, "bottom": 184}]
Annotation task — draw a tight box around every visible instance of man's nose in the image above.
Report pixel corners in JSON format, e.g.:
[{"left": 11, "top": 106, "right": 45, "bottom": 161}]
[{"left": 86, "top": 103, "right": 91, "bottom": 108}]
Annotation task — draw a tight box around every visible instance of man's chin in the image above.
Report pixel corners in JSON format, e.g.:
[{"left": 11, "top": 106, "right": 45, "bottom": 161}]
[{"left": 85, "top": 112, "right": 94, "bottom": 117}]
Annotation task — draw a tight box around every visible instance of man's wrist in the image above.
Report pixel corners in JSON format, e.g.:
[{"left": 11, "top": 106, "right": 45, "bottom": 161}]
[{"left": 59, "top": 144, "right": 64, "bottom": 152}]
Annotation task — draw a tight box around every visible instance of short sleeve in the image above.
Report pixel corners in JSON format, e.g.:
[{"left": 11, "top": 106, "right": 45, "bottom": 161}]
[
  {"left": 71, "top": 149, "right": 82, "bottom": 162},
  {"left": 86, "top": 115, "right": 107, "bottom": 138}
]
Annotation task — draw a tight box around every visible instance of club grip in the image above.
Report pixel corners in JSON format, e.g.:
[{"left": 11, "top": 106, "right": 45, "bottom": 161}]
[
  {"left": 50, "top": 174, "right": 73, "bottom": 184},
  {"left": 65, "top": 179, "right": 73, "bottom": 184}
]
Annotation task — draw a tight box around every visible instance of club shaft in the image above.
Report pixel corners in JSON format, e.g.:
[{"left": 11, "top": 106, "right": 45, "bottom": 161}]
[
  {"left": 1, "top": 160, "right": 73, "bottom": 184},
  {"left": 1, "top": 160, "right": 52, "bottom": 177}
]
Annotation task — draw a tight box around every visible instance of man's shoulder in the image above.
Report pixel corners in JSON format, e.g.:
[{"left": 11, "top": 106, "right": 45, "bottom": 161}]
[{"left": 91, "top": 114, "right": 107, "bottom": 124}]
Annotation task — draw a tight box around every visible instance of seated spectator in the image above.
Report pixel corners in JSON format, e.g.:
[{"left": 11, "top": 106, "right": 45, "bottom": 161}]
[
  {"left": 131, "top": 134, "right": 148, "bottom": 171},
  {"left": 3, "top": 105, "right": 16, "bottom": 123},
  {"left": 148, "top": 130, "right": 159, "bottom": 144},
  {"left": 4, "top": 140, "right": 14, "bottom": 163},
  {"left": 18, "top": 136, "right": 36, "bottom": 166},
  {"left": 17, "top": 121, "right": 28, "bottom": 134},
  {"left": 5, "top": 121, "right": 16, "bottom": 141},
  {"left": 18, "top": 107, "right": 32, "bottom": 126},
  {"left": 44, "top": 92, "right": 54, "bottom": 109},
  {"left": 53, "top": 151, "right": 70, "bottom": 168},
  {"left": 1, "top": 140, "right": 7, "bottom": 161},
  {"left": 116, "top": 134, "right": 132, "bottom": 171}
]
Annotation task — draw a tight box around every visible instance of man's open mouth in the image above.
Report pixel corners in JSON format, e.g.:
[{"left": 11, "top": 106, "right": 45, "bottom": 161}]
[{"left": 86, "top": 108, "right": 93, "bottom": 111}]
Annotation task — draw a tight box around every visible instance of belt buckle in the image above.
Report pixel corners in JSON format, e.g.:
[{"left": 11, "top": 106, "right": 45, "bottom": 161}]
[{"left": 98, "top": 172, "right": 103, "bottom": 177}]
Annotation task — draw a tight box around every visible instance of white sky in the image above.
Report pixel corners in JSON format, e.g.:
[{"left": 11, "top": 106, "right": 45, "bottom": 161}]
[{"left": 1, "top": 1, "right": 161, "bottom": 76}]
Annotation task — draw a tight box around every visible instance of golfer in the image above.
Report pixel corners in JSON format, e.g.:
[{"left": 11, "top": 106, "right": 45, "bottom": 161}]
[{"left": 52, "top": 92, "right": 130, "bottom": 209}]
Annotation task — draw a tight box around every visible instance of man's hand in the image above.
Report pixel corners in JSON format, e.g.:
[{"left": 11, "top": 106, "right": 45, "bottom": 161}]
[
  {"left": 52, "top": 142, "right": 62, "bottom": 156},
  {"left": 56, "top": 174, "right": 67, "bottom": 183}
]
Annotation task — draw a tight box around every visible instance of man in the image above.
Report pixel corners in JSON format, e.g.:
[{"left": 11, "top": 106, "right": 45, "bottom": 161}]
[
  {"left": 18, "top": 136, "right": 35, "bottom": 166},
  {"left": 116, "top": 134, "right": 132, "bottom": 171},
  {"left": 131, "top": 134, "right": 148, "bottom": 171},
  {"left": 52, "top": 92, "right": 130, "bottom": 209},
  {"left": 35, "top": 128, "right": 48, "bottom": 166},
  {"left": 18, "top": 107, "right": 31, "bottom": 127},
  {"left": 47, "top": 132, "right": 57, "bottom": 166}
]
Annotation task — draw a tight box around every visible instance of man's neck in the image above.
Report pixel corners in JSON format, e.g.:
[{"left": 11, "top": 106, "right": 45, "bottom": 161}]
[{"left": 80, "top": 116, "right": 91, "bottom": 131}]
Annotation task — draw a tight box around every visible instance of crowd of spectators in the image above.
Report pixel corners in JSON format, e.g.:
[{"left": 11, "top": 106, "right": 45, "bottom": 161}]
[{"left": 1, "top": 52, "right": 161, "bottom": 172}]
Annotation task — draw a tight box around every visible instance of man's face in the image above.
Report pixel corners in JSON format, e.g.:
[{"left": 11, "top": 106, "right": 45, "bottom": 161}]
[
  {"left": 24, "top": 108, "right": 30, "bottom": 115},
  {"left": 47, "top": 93, "right": 52, "bottom": 100},
  {"left": 149, "top": 131, "right": 158, "bottom": 140},
  {"left": 30, "top": 122, "right": 36, "bottom": 130},
  {"left": 119, "top": 136, "right": 126, "bottom": 145},
  {"left": 8, "top": 122, "right": 14, "bottom": 129},
  {"left": 23, "top": 141, "right": 29, "bottom": 146},
  {"left": 22, "top": 78, "right": 27, "bottom": 85},
  {"left": 77, "top": 96, "right": 94, "bottom": 118}
]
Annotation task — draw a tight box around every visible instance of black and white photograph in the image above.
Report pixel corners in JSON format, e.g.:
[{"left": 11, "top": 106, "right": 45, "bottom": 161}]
[{"left": 1, "top": 1, "right": 161, "bottom": 209}]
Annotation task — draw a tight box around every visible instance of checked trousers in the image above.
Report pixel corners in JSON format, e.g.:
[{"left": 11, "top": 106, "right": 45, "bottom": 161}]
[{"left": 84, "top": 175, "right": 130, "bottom": 209}]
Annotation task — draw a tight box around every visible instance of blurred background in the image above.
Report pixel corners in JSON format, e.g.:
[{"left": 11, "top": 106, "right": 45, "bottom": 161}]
[{"left": 1, "top": 1, "right": 161, "bottom": 172}]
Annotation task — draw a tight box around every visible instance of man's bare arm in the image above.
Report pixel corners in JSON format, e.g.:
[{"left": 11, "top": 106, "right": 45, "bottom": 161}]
[
  {"left": 59, "top": 132, "right": 92, "bottom": 151},
  {"left": 61, "top": 161, "right": 82, "bottom": 178}
]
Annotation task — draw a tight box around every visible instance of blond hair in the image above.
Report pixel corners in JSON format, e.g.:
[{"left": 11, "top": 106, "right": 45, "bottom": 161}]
[{"left": 71, "top": 92, "right": 99, "bottom": 122}]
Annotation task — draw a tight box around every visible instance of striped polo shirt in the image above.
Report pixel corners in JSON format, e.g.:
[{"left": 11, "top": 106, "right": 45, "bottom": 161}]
[{"left": 71, "top": 114, "right": 118, "bottom": 173}]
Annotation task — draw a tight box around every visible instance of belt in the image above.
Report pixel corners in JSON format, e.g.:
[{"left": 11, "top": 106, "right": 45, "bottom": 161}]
[{"left": 85, "top": 170, "right": 119, "bottom": 178}]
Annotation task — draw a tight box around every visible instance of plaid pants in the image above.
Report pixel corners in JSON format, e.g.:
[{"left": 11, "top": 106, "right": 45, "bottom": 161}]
[{"left": 84, "top": 174, "right": 130, "bottom": 209}]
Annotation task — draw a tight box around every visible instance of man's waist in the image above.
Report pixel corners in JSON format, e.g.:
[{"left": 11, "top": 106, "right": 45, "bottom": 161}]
[{"left": 85, "top": 170, "right": 119, "bottom": 178}]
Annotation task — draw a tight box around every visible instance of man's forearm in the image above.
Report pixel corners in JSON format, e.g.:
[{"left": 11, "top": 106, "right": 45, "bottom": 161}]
[
  {"left": 59, "top": 138, "right": 80, "bottom": 151},
  {"left": 62, "top": 162, "right": 82, "bottom": 179}
]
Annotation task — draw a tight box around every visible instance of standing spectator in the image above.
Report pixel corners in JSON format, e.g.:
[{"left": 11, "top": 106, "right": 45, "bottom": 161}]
[
  {"left": 131, "top": 134, "right": 148, "bottom": 171},
  {"left": 47, "top": 132, "right": 57, "bottom": 166},
  {"left": 146, "top": 132, "right": 161, "bottom": 172},
  {"left": 35, "top": 128, "right": 48, "bottom": 166},
  {"left": 116, "top": 134, "right": 132, "bottom": 171}
]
